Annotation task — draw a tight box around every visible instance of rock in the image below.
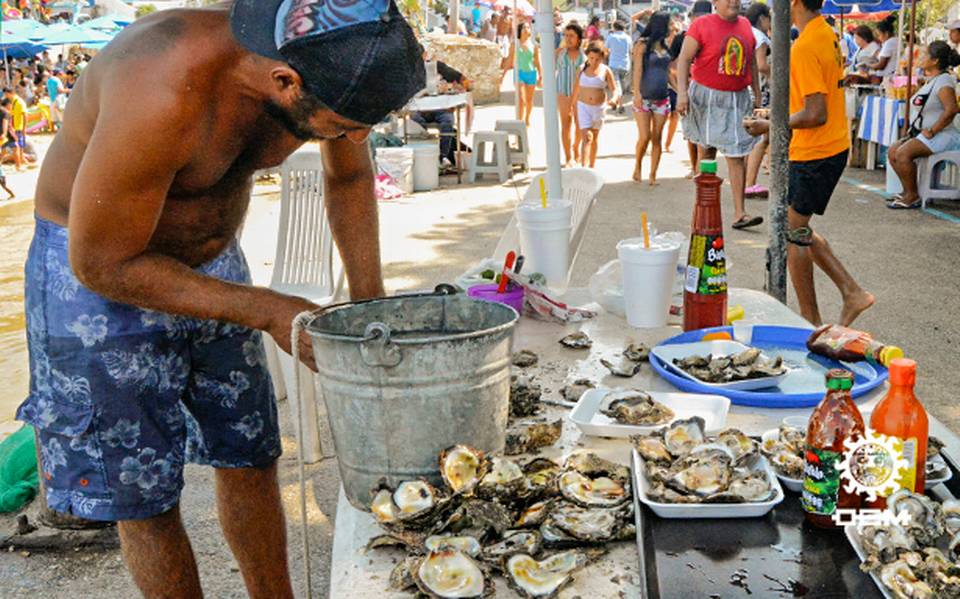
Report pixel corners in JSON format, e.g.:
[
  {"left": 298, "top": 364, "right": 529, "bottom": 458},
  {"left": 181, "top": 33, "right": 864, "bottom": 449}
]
[
  {"left": 511, "top": 350, "right": 539, "bottom": 368},
  {"left": 504, "top": 419, "right": 563, "bottom": 456},
  {"left": 422, "top": 34, "right": 502, "bottom": 104},
  {"left": 510, "top": 375, "right": 543, "bottom": 419}
]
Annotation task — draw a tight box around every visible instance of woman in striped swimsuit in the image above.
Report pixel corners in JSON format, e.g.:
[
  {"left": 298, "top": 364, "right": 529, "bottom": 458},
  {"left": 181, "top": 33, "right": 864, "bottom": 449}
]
[{"left": 556, "top": 23, "right": 585, "bottom": 166}]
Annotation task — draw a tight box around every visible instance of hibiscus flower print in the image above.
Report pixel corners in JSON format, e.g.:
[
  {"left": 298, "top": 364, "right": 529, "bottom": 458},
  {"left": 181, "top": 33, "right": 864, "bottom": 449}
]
[
  {"left": 101, "top": 418, "right": 141, "bottom": 449},
  {"left": 231, "top": 411, "right": 264, "bottom": 441},
  {"left": 100, "top": 343, "right": 189, "bottom": 393},
  {"left": 50, "top": 370, "right": 92, "bottom": 403},
  {"left": 119, "top": 448, "right": 172, "bottom": 491},
  {"left": 45, "top": 249, "right": 80, "bottom": 301},
  {"left": 41, "top": 438, "right": 68, "bottom": 474},
  {"left": 193, "top": 370, "right": 250, "bottom": 409},
  {"left": 18, "top": 397, "right": 56, "bottom": 429},
  {"left": 242, "top": 334, "right": 267, "bottom": 368},
  {"left": 69, "top": 434, "right": 102, "bottom": 459},
  {"left": 65, "top": 314, "right": 109, "bottom": 347}
]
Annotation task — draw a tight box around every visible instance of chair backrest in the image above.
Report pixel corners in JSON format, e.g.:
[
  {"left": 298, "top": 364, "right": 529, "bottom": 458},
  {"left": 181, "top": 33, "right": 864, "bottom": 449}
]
[{"left": 271, "top": 149, "right": 343, "bottom": 296}]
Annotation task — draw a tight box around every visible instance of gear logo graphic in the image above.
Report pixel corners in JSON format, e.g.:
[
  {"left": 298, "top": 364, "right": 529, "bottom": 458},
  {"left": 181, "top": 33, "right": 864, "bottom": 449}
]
[{"left": 837, "top": 429, "right": 910, "bottom": 502}]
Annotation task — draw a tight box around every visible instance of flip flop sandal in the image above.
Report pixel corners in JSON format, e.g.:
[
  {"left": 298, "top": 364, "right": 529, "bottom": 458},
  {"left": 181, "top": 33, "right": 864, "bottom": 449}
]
[
  {"left": 885, "top": 193, "right": 903, "bottom": 204},
  {"left": 732, "top": 215, "right": 764, "bottom": 229},
  {"left": 887, "top": 199, "right": 920, "bottom": 210}
]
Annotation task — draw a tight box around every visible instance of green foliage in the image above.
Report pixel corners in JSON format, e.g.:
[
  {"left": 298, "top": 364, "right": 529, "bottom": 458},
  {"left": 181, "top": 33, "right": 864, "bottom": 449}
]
[{"left": 135, "top": 4, "right": 157, "bottom": 19}]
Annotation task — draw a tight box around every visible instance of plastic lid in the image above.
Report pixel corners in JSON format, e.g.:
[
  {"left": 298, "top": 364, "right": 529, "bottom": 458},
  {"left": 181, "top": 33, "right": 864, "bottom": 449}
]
[
  {"left": 878, "top": 345, "right": 904, "bottom": 367},
  {"left": 825, "top": 369, "right": 854, "bottom": 390},
  {"left": 888, "top": 357, "right": 917, "bottom": 386},
  {"left": 699, "top": 160, "right": 718, "bottom": 174}
]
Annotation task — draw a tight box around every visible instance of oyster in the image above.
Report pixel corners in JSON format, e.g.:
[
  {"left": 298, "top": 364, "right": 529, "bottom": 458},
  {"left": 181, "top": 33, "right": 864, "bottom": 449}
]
[
  {"left": 560, "top": 379, "right": 595, "bottom": 403},
  {"left": 444, "top": 499, "right": 514, "bottom": 540},
  {"left": 942, "top": 499, "right": 960, "bottom": 534},
  {"left": 600, "top": 357, "right": 642, "bottom": 378},
  {"left": 888, "top": 490, "right": 945, "bottom": 546},
  {"left": 770, "top": 449, "right": 805, "bottom": 480},
  {"left": 564, "top": 453, "right": 630, "bottom": 482},
  {"left": 760, "top": 438, "right": 782, "bottom": 456},
  {"left": 778, "top": 426, "right": 806, "bottom": 454},
  {"left": 666, "top": 452, "right": 732, "bottom": 497},
  {"left": 425, "top": 534, "right": 483, "bottom": 558},
  {"left": 731, "top": 348, "right": 761, "bottom": 366},
  {"left": 503, "top": 551, "right": 588, "bottom": 598},
  {"left": 522, "top": 458, "right": 562, "bottom": 499},
  {"left": 505, "top": 419, "right": 563, "bottom": 456},
  {"left": 512, "top": 350, "right": 539, "bottom": 368},
  {"left": 389, "top": 555, "right": 420, "bottom": 591},
  {"left": 861, "top": 525, "right": 918, "bottom": 567},
  {"left": 647, "top": 482, "right": 702, "bottom": 504},
  {"left": 515, "top": 500, "right": 554, "bottom": 528},
  {"left": 481, "top": 530, "right": 542, "bottom": 562},
  {"left": 928, "top": 436, "right": 944, "bottom": 459},
  {"left": 558, "top": 470, "right": 629, "bottom": 508},
  {"left": 673, "top": 349, "right": 785, "bottom": 382},
  {"left": 415, "top": 549, "right": 492, "bottom": 598},
  {"left": 707, "top": 472, "right": 775, "bottom": 503},
  {"left": 559, "top": 332, "right": 592, "bottom": 349},
  {"left": 623, "top": 343, "right": 650, "bottom": 362},
  {"left": 510, "top": 375, "right": 543, "bottom": 418},
  {"left": 673, "top": 354, "right": 710, "bottom": 369},
  {"left": 477, "top": 457, "right": 525, "bottom": 500},
  {"left": 538, "top": 521, "right": 581, "bottom": 548},
  {"left": 371, "top": 487, "right": 400, "bottom": 524},
  {"left": 630, "top": 432, "right": 673, "bottom": 464},
  {"left": 548, "top": 502, "right": 622, "bottom": 543},
  {"left": 440, "top": 445, "right": 487, "bottom": 495},
  {"left": 879, "top": 559, "right": 935, "bottom": 599},
  {"left": 394, "top": 480, "right": 443, "bottom": 523},
  {"left": 663, "top": 417, "right": 706, "bottom": 457},
  {"left": 600, "top": 390, "right": 674, "bottom": 426},
  {"left": 717, "top": 428, "right": 759, "bottom": 465}
]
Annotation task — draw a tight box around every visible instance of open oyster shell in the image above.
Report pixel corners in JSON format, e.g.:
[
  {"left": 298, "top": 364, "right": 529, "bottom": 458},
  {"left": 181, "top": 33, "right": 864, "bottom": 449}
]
[
  {"left": 440, "top": 445, "right": 488, "bottom": 495},
  {"left": 414, "top": 549, "right": 493, "bottom": 598},
  {"left": 503, "top": 550, "right": 589, "bottom": 598}
]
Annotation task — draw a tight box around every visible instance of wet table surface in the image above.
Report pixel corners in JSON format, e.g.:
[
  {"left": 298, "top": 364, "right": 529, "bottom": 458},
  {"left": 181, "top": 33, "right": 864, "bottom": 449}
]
[{"left": 327, "top": 288, "right": 960, "bottom": 598}]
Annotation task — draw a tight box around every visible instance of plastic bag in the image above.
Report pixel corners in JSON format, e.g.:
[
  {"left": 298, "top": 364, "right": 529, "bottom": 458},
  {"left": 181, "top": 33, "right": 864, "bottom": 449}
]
[
  {"left": 589, "top": 259, "right": 625, "bottom": 317},
  {"left": 0, "top": 425, "right": 38, "bottom": 513}
]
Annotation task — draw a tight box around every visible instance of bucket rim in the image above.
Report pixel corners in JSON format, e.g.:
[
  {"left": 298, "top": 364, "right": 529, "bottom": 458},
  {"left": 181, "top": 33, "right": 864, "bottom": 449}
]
[{"left": 304, "top": 294, "right": 519, "bottom": 345}]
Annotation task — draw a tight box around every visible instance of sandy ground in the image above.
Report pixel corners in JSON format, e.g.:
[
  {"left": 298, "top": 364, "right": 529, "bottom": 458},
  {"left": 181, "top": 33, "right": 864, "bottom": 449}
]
[{"left": 1, "top": 83, "right": 959, "bottom": 598}]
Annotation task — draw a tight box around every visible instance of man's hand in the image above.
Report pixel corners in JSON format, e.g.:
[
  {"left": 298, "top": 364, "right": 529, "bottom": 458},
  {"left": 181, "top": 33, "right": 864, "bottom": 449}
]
[
  {"left": 743, "top": 117, "right": 769, "bottom": 137},
  {"left": 267, "top": 295, "right": 322, "bottom": 372},
  {"left": 921, "top": 128, "right": 935, "bottom": 139}
]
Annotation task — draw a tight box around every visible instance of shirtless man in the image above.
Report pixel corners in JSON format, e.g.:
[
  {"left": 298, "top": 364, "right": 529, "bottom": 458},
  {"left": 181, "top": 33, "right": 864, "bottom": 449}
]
[{"left": 17, "top": 1, "right": 424, "bottom": 597}]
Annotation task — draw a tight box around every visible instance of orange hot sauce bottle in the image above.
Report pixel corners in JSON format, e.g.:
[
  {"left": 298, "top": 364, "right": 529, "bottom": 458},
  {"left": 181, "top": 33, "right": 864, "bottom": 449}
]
[{"left": 870, "top": 358, "right": 928, "bottom": 501}]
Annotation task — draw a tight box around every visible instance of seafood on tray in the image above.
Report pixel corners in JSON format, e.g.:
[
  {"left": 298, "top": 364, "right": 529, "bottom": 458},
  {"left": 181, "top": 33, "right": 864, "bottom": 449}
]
[
  {"left": 760, "top": 425, "right": 807, "bottom": 480},
  {"left": 631, "top": 417, "right": 778, "bottom": 505},
  {"left": 672, "top": 347, "right": 787, "bottom": 383},
  {"left": 368, "top": 447, "right": 635, "bottom": 598},
  {"left": 852, "top": 489, "right": 960, "bottom": 599},
  {"left": 599, "top": 390, "right": 674, "bottom": 426}
]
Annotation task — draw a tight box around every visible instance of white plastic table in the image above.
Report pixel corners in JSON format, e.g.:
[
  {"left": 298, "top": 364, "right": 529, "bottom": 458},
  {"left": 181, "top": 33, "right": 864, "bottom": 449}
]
[
  {"left": 326, "top": 287, "right": 958, "bottom": 598},
  {"left": 400, "top": 93, "right": 470, "bottom": 183}
]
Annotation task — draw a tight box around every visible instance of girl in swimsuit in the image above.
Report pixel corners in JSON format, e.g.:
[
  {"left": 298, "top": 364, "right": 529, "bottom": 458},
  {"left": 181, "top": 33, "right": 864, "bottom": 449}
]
[
  {"left": 510, "top": 22, "right": 541, "bottom": 126},
  {"left": 556, "top": 23, "right": 585, "bottom": 166},
  {"left": 570, "top": 42, "right": 619, "bottom": 168}
]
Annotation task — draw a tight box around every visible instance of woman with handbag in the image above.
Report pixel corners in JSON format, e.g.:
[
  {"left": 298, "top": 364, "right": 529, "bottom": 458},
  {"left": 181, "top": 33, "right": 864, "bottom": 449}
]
[{"left": 887, "top": 41, "right": 960, "bottom": 210}]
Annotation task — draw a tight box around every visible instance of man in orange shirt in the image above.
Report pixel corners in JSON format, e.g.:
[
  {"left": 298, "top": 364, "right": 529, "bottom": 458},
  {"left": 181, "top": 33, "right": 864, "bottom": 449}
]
[{"left": 745, "top": 0, "right": 874, "bottom": 327}]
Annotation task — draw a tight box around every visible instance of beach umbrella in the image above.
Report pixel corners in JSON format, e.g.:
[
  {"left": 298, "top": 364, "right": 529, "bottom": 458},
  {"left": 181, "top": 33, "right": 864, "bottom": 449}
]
[
  {"left": 81, "top": 15, "right": 126, "bottom": 32},
  {"left": 36, "top": 22, "right": 114, "bottom": 46}
]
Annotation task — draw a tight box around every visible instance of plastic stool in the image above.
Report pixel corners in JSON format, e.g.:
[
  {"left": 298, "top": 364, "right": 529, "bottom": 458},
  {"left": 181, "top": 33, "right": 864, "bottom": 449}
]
[
  {"left": 468, "top": 131, "right": 511, "bottom": 184},
  {"left": 495, "top": 119, "right": 530, "bottom": 171},
  {"left": 917, "top": 151, "right": 960, "bottom": 209}
]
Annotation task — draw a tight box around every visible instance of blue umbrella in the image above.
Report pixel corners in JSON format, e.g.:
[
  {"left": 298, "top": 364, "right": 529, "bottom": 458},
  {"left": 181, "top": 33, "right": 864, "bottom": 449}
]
[
  {"left": 37, "top": 23, "right": 114, "bottom": 46},
  {"left": 82, "top": 14, "right": 129, "bottom": 31}
]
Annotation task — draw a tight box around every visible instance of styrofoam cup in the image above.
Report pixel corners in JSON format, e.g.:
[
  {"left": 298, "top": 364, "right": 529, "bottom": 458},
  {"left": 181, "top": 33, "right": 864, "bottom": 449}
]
[
  {"left": 617, "top": 237, "right": 681, "bottom": 328},
  {"left": 516, "top": 200, "right": 572, "bottom": 289}
]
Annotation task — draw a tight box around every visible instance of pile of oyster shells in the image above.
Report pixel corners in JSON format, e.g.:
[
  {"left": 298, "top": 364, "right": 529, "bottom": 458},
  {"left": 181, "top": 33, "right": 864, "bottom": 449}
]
[
  {"left": 672, "top": 348, "right": 786, "bottom": 383},
  {"left": 368, "top": 446, "right": 635, "bottom": 598},
  {"left": 631, "top": 417, "right": 778, "bottom": 504},
  {"left": 857, "top": 489, "right": 960, "bottom": 599}
]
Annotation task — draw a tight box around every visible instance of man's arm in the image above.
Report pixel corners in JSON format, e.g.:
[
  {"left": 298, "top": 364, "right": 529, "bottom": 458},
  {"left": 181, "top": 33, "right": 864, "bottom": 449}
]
[
  {"left": 923, "top": 86, "right": 959, "bottom": 138},
  {"left": 744, "top": 92, "right": 826, "bottom": 136},
  {"left": 67, "top": 85, "right": 318, "bottom": 366},
  {"left": 320, "top": 136, "right": 384, "bottom": 301},
  {"left": 675, "top": 35, "right": 700, "bottom": 116}
]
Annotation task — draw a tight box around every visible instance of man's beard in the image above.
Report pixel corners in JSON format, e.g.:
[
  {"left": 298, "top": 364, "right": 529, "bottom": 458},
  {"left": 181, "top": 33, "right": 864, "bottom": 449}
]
[{"left": 264, "top": 93, "right": 327, "bottom": 142}]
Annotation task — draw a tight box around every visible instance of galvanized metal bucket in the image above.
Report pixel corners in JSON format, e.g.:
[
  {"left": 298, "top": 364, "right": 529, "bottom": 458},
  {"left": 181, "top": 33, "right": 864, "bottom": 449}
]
[{"left": 305, "top": 286, "right": 518, "bottom": 510}]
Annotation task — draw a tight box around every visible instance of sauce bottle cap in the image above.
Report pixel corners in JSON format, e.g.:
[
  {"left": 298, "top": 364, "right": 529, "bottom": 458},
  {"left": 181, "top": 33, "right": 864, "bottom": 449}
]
[
  {"left": 699, "top": 159, "right": 718, "bottom": 174},
  {"left": 888, "top": 358, "right": 917, "bottom": 386},
  {"left": 878, "top": 345, "right": 904, "bottom": 366},
  {"left": 825, "top": 369, "right": 854, "bottom": 390}
]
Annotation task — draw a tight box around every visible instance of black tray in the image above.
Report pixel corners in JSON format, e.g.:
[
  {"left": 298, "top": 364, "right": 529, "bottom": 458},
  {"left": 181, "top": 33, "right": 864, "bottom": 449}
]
[{"left": 633, "top": 447, "right": 960, "bottom": 598}]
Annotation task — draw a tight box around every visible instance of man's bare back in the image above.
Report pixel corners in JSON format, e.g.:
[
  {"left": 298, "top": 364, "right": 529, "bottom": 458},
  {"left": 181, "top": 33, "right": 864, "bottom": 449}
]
[{"left": 36, "top": 8, "right": 310, "bottom": 267}]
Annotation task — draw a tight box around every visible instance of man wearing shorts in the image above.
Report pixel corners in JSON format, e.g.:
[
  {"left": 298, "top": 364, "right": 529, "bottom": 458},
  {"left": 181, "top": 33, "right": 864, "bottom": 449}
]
[
  {"left": 745, "top": 0, "right": 874, "bottom": 326},
  {"left": 606, "top": 21, "right": 633, "bottom": 113},
  {"left": 676, "top": 0, "right": 762, "bottom": 229},
  {"left": 18, "top": 1, "right": 424, "bottom": 597}
]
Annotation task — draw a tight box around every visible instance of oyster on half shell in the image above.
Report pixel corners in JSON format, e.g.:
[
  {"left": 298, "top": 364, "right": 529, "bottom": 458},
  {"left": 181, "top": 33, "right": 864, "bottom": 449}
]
[
  {"left": 481, "top": 530, "right": 542, "bottom": 563},
  {"left": 600, "top": 357, "right": 642, "bottom": 378},
  {"left": 415, "top": 549, "right": 493, "bottom": 598},
  {"left": 623, "top": 343, "right": 650, "bottom": 362},
  {"left": 440, "top": 445, "right": 487, "bottom": 495},
  {"left": 503, "top": 551, "right": 589, "bottom": 598},
  {"left": 559, "top": 332, "right": 593, "bottom": 349},
  {"left": 548, "top": 502, "right": 623, "bottom": 543},
  {"left": 630, "top": 432, "right": 674, "bottom": 464},
  {"left": 425, "top": 535, "right": 482, "bottom": 558},
  {"left": 663, "top": 416, "right": 707, "bottom": 457},
  {"left": 476, "top": 457, "right": 525, "bottom": 500},
  {"left": 600, "top": 390, "right": 674, "bottom": 426},
  {"left": 558, "top": 470, "right": 629, "bottom": 508}
]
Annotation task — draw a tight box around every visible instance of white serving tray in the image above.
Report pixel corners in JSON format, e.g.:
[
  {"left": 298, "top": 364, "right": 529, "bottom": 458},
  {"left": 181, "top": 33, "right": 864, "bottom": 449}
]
[
  {"left": 651, "top": 339, "right": 790, "bottom": 391},
  {"left": 569, "top": 388, "right": 730, "bottom": 438},
  {"left": 846, "top": 525, "right": 893, "bottom": 599},
  {"left": 760, "top": 429, "right": 804, "bottom": 493},
  {"left": 633, "top": 450, "right": 785, "bottom": 519},
  {"left": 927, "top": 454, "right": 953, "bottom": 486}
]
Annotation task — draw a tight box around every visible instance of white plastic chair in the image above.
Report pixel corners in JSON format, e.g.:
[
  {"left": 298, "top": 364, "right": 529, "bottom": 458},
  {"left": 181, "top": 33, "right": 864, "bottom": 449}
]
[
  {"left": 264, "top": 148, "right": 345, "bottom": 463},
  {"left": 493, "top": 167, "right": 605, "bottom": 286},
  {"left": 917, "top": 151, "right": 960, "bottom": 209}
]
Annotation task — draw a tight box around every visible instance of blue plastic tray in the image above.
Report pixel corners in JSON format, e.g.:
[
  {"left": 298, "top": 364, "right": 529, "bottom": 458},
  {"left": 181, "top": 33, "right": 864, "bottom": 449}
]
[{"left": 649, "top": 325, "right": 888, "bottom": 408}]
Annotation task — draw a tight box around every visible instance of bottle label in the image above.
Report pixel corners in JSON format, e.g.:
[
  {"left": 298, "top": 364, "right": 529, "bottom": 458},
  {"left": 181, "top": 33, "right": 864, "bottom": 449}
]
[
  {"left": 802, "top": 446, "right": 842, "bottom": 516},
  {"left": 685, "top": 234, "right": 727, "bottom": 295},
  {"left": 898, "top": 437, "right": 918, "bottom": 493}
]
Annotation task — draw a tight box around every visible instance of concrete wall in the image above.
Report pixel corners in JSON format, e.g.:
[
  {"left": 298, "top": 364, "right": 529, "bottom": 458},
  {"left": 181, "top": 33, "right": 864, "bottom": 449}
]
[{"left": 423, "top": 34, "right": 502, "bottom": 105}]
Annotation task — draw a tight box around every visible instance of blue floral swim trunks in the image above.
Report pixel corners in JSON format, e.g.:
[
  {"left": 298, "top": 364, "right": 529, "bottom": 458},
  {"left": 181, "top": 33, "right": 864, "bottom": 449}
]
[{"left": 17, "top": 216, "right": 281, "bottom": 521}]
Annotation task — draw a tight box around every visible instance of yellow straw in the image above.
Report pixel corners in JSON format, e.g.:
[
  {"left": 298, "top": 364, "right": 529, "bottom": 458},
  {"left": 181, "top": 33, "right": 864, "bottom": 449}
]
[
  {"left": 539, "top": 178, "right": 547, "bottom": 209},
  {"left": 641, "top": 212, "right": 650, "bottom": 249}
]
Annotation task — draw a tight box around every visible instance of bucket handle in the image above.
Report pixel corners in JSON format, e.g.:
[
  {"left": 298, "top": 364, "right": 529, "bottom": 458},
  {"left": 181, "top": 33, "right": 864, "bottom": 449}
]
[
  {"left": 309, "top": 284, "right": 458, "bottom": 321},
  {"left": 360, "top": 322, "right": 403, "bottom": 368}
]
